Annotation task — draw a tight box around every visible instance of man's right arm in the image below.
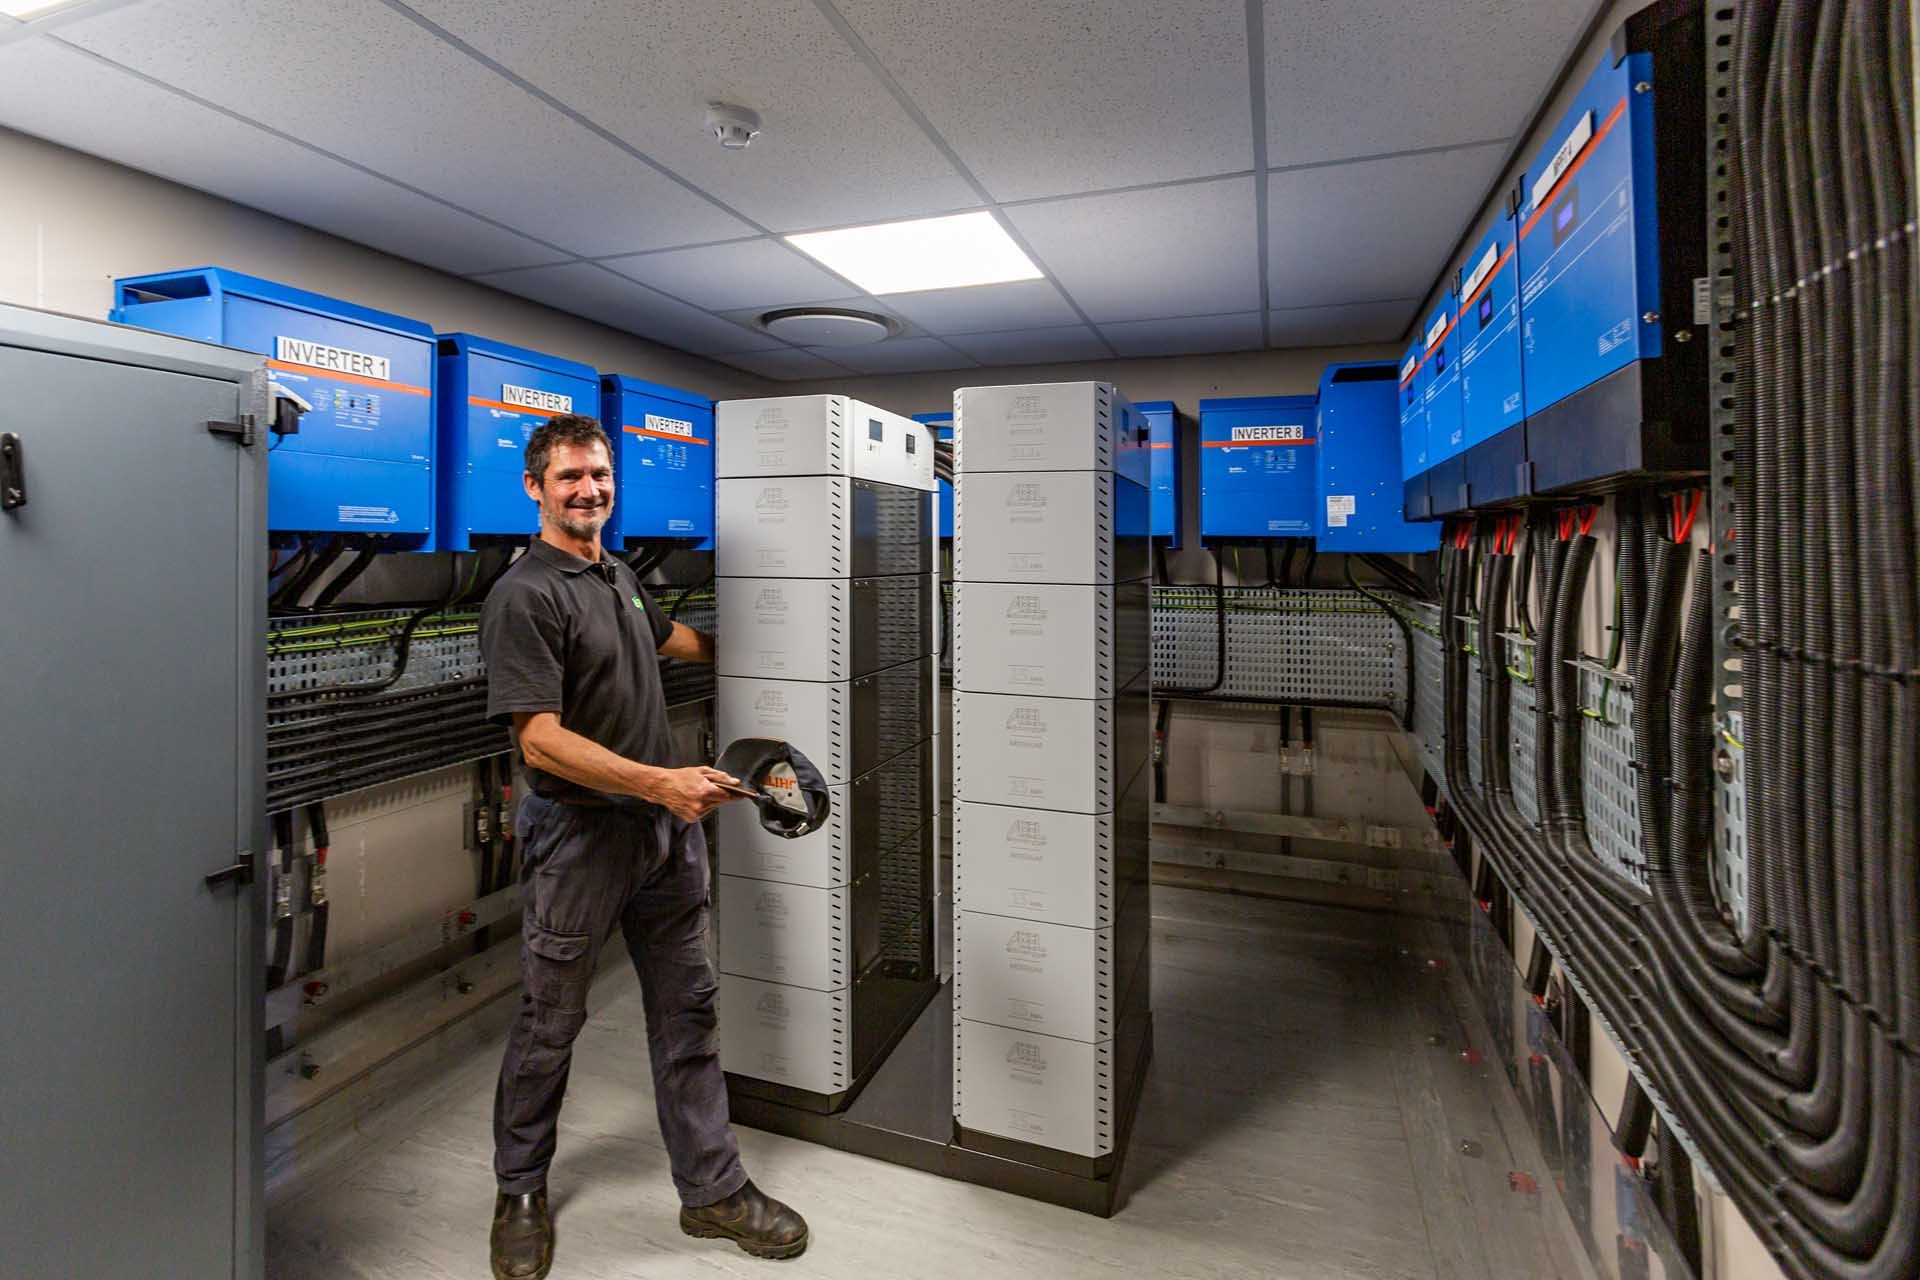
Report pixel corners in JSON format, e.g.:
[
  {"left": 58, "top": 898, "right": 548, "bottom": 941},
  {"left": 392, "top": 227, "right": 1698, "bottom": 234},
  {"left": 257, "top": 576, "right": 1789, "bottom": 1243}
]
[{"left": 512, "top": 711, "right": 738, "bottom": 823}]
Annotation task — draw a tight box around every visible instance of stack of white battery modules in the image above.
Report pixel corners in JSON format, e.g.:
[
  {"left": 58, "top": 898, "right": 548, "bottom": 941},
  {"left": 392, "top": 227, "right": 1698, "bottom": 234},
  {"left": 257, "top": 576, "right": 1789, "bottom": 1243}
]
[
  {"left": 713, "top": 395, "right": 940, "bottom": 1111},
  {"left": 951, "top": 382, "right": 1154, "bottom": 1172}
]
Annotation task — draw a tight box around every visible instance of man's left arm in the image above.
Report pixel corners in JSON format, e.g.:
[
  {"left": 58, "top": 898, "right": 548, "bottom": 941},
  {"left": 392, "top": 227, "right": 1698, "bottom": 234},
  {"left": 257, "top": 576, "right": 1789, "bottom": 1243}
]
[{"left": 659, "top": 621, "right": 714, "bottom": 664}]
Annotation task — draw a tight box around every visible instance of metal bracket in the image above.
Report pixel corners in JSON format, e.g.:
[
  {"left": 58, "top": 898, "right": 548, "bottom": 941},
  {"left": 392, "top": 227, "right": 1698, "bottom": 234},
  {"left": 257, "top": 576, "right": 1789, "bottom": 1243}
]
[
  {"left": 205, "top": 853, "right": 255, "bottom": 889},
  {"left": 207, "top": 414, "right": 257, "bottom": 447},
  {"left": 1, "top": 433, "right": 23, "bottom": 510}
]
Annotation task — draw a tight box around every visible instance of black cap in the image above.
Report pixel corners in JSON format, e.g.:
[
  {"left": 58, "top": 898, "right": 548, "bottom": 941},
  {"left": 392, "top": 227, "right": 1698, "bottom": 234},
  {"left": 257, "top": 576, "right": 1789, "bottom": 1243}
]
[{"left": 714, "top": 737, "right": 832, "bottom": 838}]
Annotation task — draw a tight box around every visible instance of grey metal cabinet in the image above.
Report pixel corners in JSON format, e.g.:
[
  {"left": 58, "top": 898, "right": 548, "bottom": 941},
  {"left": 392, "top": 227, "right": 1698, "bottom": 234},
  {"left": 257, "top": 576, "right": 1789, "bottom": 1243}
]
[{"left": 0, "top": 304, "right": 266, "bottom": 1280}]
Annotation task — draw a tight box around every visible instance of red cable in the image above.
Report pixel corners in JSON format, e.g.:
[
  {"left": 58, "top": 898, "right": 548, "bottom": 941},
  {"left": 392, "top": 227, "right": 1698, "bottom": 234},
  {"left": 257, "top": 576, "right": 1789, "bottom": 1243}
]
[
  {"left": 1578, "top": 505, "right": 1597, "bottom": 537},
  {"left": 1674, "top": 490, "right": 1703, "bottom": 544}
]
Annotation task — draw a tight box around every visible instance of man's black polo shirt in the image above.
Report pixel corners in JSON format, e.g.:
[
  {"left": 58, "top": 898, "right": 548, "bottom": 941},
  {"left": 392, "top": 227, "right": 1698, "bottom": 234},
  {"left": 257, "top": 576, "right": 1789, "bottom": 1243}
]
[{"left": 481, "top": 536, "right": 677, "bottom": 806}]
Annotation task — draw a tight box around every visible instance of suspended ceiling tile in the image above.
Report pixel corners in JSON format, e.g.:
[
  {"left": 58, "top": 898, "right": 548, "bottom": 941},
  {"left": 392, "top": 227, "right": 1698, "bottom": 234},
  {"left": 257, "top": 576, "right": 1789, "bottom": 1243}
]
[
  {"left": 479, "top": 262, "right": 783, "bottom": 355},
  {"left": 714, "top": 347, "right": 853, "bottom": 381},
  {"left": 1262, "top": 0, "right": 1592, "bottom": 167},
  {"left": 1266, "top": 298, "right": 1420, "bottom": 348},
  {"left": 1007, "top": 177, "right": 1260, "bottom": 324},
  {"left": 56, "top": 0, "right": 752, "bottom": 256},
  {"left": 0, "top": 40, "right": 562, "bottom": 275},
  {"left": 1266, "top": 142, "right": 1505, "bottom": 310},
  {"left": 1100, "top": 312, "right": 1264, "bottom": 358},
  {"left": 600, "top": 239, "right": 856, "bottom": 312},
  {"left": 834, "top": 0, "right": 1252, "bottom": 202},
  {"left": 404, "top": 0, "right": 978, "bottom": 232},
  {"left": 882, "top": 278, "right": 1081, "bottom": 335},
  {"left": 809, "top": 336, "right": 978, "bottom": 374},
  {"left": 944, "top": 325, "right": 1111, "bottom": 366}
]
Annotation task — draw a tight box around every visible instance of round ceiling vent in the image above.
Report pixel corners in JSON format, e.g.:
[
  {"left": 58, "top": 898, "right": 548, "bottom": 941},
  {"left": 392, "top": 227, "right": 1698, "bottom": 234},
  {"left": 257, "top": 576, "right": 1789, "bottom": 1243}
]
[{"left": 757, "top": 307, "right": 896, "bottom": 347}]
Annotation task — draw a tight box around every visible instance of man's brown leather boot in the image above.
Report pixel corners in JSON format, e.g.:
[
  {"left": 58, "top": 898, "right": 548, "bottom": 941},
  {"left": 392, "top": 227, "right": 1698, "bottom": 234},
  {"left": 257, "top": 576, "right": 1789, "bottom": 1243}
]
[{"left": 679, "top": 1179, "right": 809, "bottom": 1259}]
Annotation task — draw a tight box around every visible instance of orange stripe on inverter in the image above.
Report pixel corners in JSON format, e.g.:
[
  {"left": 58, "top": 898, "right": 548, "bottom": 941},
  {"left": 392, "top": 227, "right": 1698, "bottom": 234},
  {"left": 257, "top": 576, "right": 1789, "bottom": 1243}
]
[
  {"left": 469, "top": 395, "right": 564, "bottom": 417},
  {"left": 1520, "top": 96, "right": 1627, "bottom": 240},
  {"left": 267, "top": 358, "right": 429, "bottom": 396},
  {"left": 1458, "top": 244, "right": 1516, "bottom": 314},
  {"left": 624, "top": 424, "right": 711, "bottom": 445},
  {"left": 1201, "top": 438, "right": 1317, "bottom": 448}
]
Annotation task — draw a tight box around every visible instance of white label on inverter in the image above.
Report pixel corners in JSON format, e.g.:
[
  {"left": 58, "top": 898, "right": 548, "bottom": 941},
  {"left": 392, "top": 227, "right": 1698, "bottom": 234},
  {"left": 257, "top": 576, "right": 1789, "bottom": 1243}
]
[
  {"left": 1462, "top": 242, "right": 1500, "bottom": 300},
  {"left": 276, "top": 337, "right": 389, "bottom": 382},
  {"left": 1230, "top": 424, "right": 1304, "bottom": 443},
  {"left": 1425, "top": 312, "right": 1449, "bottom": 350},
  {"left": 1326, "top": 494, "right": 1356, "bottom": 527},
  {"left": 502, "top": 383, "right": 572, "bottom": 414},
  {"left": 644, "top": 413, "right": 694, "bottom": 437},
  {"left": 1532, "top": 110, "right": 1594, "bottom": 211},
  {"left": 1400, "top": 355, "right": 1418, "bottom": 382}
]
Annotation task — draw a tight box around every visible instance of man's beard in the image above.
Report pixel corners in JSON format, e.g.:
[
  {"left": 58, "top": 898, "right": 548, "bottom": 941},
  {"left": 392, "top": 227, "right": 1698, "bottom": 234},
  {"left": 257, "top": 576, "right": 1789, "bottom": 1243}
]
[{"left": 551, "top": 502, "right": 608, "bottom": 539}]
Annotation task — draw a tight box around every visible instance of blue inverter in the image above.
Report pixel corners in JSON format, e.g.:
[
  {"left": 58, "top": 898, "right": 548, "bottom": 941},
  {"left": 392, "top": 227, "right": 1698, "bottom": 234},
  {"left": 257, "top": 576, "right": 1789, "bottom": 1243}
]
[
  {"left": 437, "top": 334, "right": 599, "bottom": 551},
  {"left": 1419, "top": 293, "right": 1464, "bottom": 478},
  {"left": 1134, "top": 400, "right": 1185, "bottom": 546},
  {"left": 111, "top": 267, "right": 435, "bottom": 543},
  {"left": 1197, "top": 395, "right": 1318, "bottom": 539},
  {"left": 1513, "top": 3, "right": 1706, "bottom": 494},
  {"left": 1314, "top": 363, "right": 1441, "bottom": 553},
  {"left": 1452, "top": 210, "right": 1526, "bottom": 510},
  {"left": 1398, "top": 341, "right": 1432, "bottom": 520},
  {"left": 911, "top": 411, "right": 954, "bottom": 539},
  {"left": 600, "top": 376, "right": 714, "bottom": 549}
]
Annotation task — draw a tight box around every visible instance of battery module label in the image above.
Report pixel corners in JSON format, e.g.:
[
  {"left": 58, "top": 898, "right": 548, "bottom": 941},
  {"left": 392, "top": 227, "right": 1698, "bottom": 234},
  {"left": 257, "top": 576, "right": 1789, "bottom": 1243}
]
[
  {"left": 1229, "top": 424, "right": 1305, "bottom": 443},
  {"left": 502, "top": 384, "right": 573, "bottom": 414},
  {"left": 275, "top": 336, "right": 390, "bottom": 382},
  {"left": 1532, "top": 109, "right": 1594, "bottom": 212}
]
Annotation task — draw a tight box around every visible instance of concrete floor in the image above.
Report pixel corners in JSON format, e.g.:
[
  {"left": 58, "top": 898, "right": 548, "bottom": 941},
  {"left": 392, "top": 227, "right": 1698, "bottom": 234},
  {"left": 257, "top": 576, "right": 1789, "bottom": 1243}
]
[{"left": 267, "top": 882, "right": 1593, "bottom": 1280}]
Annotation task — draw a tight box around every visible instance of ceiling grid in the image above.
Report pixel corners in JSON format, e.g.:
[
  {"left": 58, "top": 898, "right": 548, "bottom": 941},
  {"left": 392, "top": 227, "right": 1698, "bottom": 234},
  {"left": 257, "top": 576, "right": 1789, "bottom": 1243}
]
[{"left": 0, "top": 0, "right": 1604, "bottom": 380}]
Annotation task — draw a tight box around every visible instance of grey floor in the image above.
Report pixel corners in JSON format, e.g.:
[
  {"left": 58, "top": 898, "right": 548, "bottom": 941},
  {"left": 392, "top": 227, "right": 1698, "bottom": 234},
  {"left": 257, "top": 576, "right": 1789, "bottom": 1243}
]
[{"left": 268, "top": 883, "right": 1592, "bottom": 1280}]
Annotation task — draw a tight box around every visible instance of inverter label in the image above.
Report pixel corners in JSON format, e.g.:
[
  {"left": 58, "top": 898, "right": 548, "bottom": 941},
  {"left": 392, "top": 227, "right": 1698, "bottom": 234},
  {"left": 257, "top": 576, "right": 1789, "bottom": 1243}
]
[
  {"left": 276, "top": 336, "right": 389, "bottom": 382},
  {"left": 1229, "top": 424, "right": 1305, "bottom": 443},
  {"left": 1532, "top": 110, "right": 1594, "bottom": 211},
  {"left": 645, "top": 413, "right": 693, "bottom": 438},
  {"left": 1461, "top": 242, "right": 1500, "bottom": 301},
  {"left": 502, "top": 384, "right": 573, "bottom": 414}
]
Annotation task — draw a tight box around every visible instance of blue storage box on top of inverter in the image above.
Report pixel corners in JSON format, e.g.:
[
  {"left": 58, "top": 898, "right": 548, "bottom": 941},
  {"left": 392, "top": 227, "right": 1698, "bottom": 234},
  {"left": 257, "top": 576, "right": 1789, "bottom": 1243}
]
[
  {"left": 110, "top": 267, "right": 435, "bottom": 544},
  {"left": 437, "top": 334, "right": 599, "bottom": 551},
  {"left": 1314, "top": 363, "right": 1440, "bottom": 553},
  {"left": 1513, "top": 3, "right": 1706, "bottom": 494},
  {"left": 1450, "top": 208, "right": 1526, "bottom": 511},
  {"left": 1398, "top": 341, "right": 1431, "bottom": 520},
  {"left": 1134, "top": 400, "right": 1185, "bottom": 546},
  {"left": 1197, "top": 394, "right": 1318, "bottom": 539},
  {"left": 912, "top": 411, "right": 954, "bottom": 538},
  {"left": 600, "top": 375, "right": 714, "bottom": 549}
]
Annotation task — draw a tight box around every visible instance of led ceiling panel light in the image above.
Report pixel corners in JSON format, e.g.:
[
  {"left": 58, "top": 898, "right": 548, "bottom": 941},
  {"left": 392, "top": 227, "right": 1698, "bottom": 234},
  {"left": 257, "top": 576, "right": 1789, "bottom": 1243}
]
[
  {"left": 786, "top": 211, "right": 1042, "bottom": 296},
  {"left": 0, "top": 0, "right": 87, "bottom": 17}
]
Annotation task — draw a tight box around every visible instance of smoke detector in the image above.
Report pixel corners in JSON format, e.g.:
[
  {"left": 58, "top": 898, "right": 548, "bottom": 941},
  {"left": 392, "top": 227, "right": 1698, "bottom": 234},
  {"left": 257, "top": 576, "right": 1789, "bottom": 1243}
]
[
  {"left": 706, "top": 102, "right": 763, "bottom": 150},
  {"left": 755, "top": 307, "right": 898, "bottom": 347}
]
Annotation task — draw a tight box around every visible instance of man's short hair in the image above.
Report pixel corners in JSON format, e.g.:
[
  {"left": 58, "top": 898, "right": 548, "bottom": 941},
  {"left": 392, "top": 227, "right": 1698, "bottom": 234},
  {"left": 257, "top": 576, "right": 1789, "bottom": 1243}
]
[{"left": 524, "top": 414, "right": 613, "bottom": 486}]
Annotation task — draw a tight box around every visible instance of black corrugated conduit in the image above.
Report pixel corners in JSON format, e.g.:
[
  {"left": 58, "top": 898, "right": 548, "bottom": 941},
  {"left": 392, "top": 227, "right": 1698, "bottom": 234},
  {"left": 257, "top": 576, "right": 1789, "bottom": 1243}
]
[{"left": 1425, "top": 3, "right": 1920, "bottom": 1273}]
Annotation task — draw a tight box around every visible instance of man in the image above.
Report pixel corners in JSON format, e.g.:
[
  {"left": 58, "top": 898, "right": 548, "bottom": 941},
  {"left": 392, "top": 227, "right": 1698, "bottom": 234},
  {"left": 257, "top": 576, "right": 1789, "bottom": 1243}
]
[{"left": 480, "top": 414, "right": 807, "bottom": 1280}]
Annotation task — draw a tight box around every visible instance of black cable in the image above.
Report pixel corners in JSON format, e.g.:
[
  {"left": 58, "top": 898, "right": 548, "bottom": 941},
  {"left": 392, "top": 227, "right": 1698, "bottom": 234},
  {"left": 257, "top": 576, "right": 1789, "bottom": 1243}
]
[
  {"left": 273, "top": 536, "right": 349, "bottom": 611},
  {"left": 309, "top": 539, "right": 378, "bottom": 610},
  {"left": 302, "top": 803, "right": 329, "bottom": 975},
  {"left": 268, "top": 554, "right": 476, "bottom": 703},
  {"left": 666, "top": 573, "right": 713, "bottom": 621}
]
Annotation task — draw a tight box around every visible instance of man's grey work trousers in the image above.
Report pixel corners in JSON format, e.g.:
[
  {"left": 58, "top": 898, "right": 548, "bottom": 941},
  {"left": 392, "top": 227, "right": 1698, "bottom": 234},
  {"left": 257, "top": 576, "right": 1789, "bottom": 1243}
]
[{"left": 493, "top": 792, "right": 746, "bottom": 1207}]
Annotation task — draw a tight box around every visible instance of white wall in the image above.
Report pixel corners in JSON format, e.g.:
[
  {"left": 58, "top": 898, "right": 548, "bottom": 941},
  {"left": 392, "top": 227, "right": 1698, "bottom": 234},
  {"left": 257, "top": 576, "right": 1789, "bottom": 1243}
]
[
  {"left": 0, "top": 125, "right": 774, "bottom": 400},
  {"left": 787, "top": 342, "right": 1398, "bottom": 423}
]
